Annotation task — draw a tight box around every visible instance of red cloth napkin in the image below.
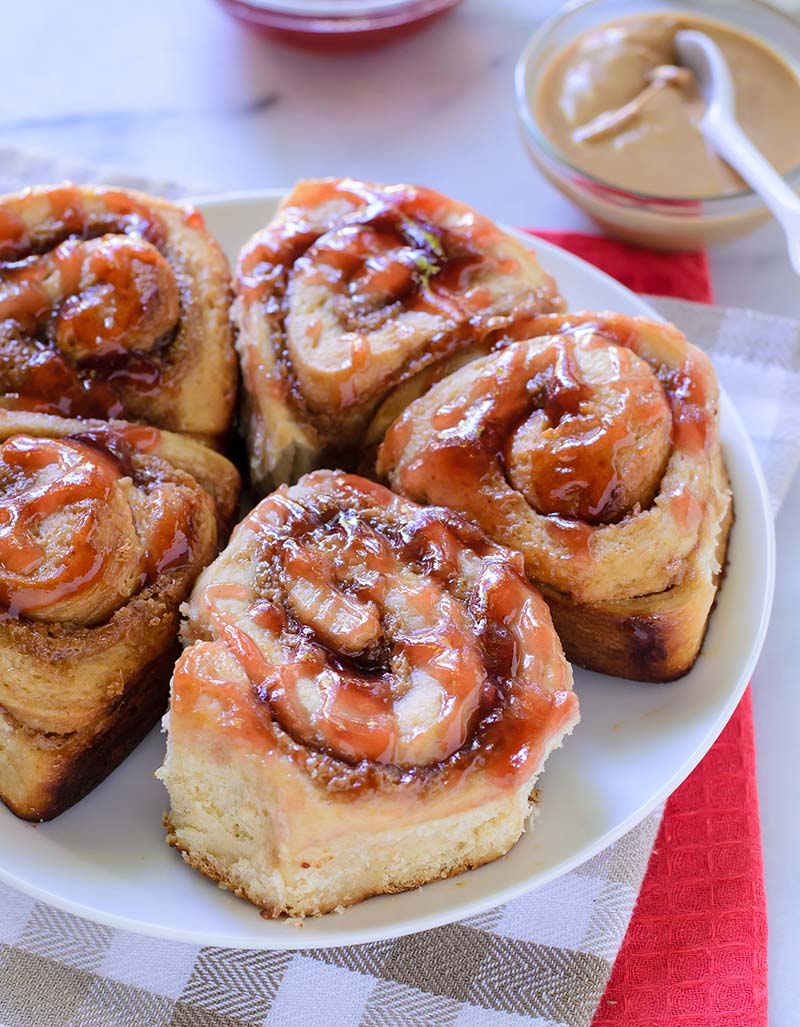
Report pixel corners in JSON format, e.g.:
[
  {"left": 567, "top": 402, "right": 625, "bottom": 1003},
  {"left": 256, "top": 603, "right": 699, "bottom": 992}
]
[{"left": 531, "top": 230, "right": 768, "bottom": 1027}]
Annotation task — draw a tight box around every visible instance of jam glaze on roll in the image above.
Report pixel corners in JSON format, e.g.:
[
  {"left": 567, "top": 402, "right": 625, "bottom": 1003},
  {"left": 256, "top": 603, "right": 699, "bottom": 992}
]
[
  {"left": 160, "top": 471, "right": 578, "bottom": 916},
  {"left": 0, "top": 433, "right": 193, "bottom": 626},
  {"left": 377, "top": 312, "right": 733, "bottom": 682},
  {"left": 0, "top": 410, "right": 240, "bottom": 821},
  {"left": 0, "top": 184, "right": 237, "bottom": 445},
  {"left": 234, "top": 178, "right": 564, "bottom": 491}
]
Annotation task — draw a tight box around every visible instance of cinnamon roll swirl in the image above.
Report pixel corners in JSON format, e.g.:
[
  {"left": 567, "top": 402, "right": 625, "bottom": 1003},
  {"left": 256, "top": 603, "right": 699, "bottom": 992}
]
[
  {"left": 0, "top": 184, "right": 237, "bottom": 446},
  {"left": 377, "top": 313, "right": 733, "bottom": 682},
  {"left": 0, "top": 410, "right": 240, "bottom": 821},
  {"left": 233, "top": 178, "right": 564, "bottom": 491},
  {"left": 160, "top": 471, "right": 578, "bottom": 916}
]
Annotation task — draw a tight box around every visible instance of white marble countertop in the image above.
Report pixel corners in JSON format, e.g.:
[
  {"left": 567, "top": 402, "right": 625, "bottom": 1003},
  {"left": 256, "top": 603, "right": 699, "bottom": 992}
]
[{"left": 2, "top": 1, "right": 798, "bottom": 1023}]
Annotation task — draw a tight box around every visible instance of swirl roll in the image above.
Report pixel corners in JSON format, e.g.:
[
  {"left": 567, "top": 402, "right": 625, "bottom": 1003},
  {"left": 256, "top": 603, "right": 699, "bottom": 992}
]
[
  {"left": 0, "top": 184, "right": 237, "bottom": 446},
  {"left": 234, "top": 178, "right": 564, "bottom": 491},
  {"left": 0, "top": 410, "right": 240, "bottom": 820},
  {"left": 377, "top": 313, "right": 733, "bottom": 682},
  {"left": 160, "top": 471, "right": 578, "bottom": 916}
]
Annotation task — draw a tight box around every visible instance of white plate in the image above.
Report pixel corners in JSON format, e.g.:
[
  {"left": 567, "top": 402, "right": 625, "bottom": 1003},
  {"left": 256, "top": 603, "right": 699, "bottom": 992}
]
[{"left": 0, "top": 191, "right": 775, "bottom": 950}]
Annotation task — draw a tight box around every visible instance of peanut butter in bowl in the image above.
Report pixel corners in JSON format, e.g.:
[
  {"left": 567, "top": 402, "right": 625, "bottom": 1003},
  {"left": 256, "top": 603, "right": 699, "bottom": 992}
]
[{"left": 515, "top": 1, "right": 800, "bottom": 249}]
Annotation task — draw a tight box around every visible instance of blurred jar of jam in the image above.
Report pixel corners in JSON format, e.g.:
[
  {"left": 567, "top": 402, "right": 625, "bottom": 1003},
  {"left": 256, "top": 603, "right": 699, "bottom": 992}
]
[{"left": 215, "top": 0, "right": 464, "bottom": 50}]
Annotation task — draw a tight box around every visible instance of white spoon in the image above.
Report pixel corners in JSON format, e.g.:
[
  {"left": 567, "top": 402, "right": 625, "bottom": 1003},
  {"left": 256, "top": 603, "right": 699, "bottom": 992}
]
[{"left": 675, "top": 29, "right": 800, "bottom": 274}]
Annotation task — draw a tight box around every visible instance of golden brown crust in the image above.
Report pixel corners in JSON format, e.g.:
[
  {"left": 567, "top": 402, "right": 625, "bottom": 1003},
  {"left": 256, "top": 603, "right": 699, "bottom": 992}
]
[
  {"left": 164, "top": 799, "right": 536, "bottom": 918},
  {"left": 233, "top": 178, "right": 564, "bottom": 492},
  {"left": 377, "top": 312, "right": 734, "bottom": 682},
  {"left": 0, "top": 184, "right": 237, "bottom": 445}
]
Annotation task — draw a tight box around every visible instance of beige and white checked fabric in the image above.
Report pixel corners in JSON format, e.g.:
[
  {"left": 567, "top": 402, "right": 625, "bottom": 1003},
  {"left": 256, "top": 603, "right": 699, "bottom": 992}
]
[{"left": 0, "top": 149, "right": 798, "bottom": 1027}]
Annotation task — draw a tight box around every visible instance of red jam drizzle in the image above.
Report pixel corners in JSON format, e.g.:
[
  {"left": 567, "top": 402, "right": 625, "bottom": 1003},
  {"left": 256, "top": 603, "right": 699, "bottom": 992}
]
[
  {"left": 172, "top": 641, "right": 275, "bottom": 747},
  {"left": 143, "top": 504, "right": 192, "bottom": 581},
  {"left": 252, "top": 499, "right": 489, "bottom": 767},
  {"left": 248, "top": 598, "right": 286, "bottom": 634},
  {"left": 207, "top": 582, "right": 250, "bottom": 603},
  {"left": 663, "top": 483, "right": 704, "bottom": 533},
  {"left": 507, "top": 340, "right": 672, "bottom": 524},
  {"left": 202, "top": 474, "right": 574, "bottom": 784},
  {"left": 238, "top": 179, "right": 520, "bottom": 316},
  {"left": 517, "top": 312, "right": 714, "bottom": 456},
  {"left": 469, "top": 558, "right": 576, "bottom": 785},
  {"left": 218, "top": 619, "right": 272, "bottom": 685},
  {"left": 0, "top": 429, "right": 196, "bottom": 619},
  {"left": 0, "top": 434, "right": 121, "bottom": 616},
  {"left": 0, "top": 186, "right": 177, "bottom": 418},
  {"left": 667, "top": 358, "right": 712, "bottom": 453},
  {"left": 114, "top": 422, "right": 162, "bottom": 452},
  {"left": 235, "top": 179, "right": 555, "bottom": 420},
  {"left": 183, "top": 206, "right": 206, "bottom": 231},
  {"left": 381, "top": 313, "right": 713, "bottom": 556}
]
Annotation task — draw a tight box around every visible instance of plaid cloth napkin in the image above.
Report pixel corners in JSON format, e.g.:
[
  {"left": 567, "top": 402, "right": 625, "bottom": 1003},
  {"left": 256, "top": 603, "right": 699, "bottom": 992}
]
[{"left": 0, "top": 151, "right": 798, "bottom": 1027}]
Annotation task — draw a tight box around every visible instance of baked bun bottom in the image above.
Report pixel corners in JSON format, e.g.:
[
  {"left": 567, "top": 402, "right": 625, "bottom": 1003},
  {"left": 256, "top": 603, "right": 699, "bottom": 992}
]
[
  {"left": 162, "top": 713, "right": 576, "bottom": 918},
  {"left": 0, "top": 645, "right": 175, "bottom": 821}
]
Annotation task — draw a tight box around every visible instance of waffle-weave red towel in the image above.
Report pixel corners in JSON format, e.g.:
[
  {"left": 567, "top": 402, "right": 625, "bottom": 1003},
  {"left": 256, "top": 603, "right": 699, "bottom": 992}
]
[{"left": 532, "top": 230, "right": 768, "bottom": 1027}]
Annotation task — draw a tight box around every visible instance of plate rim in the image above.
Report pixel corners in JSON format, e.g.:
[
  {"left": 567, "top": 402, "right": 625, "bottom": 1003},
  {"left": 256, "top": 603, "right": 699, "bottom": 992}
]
[{"left": 0, "top": 189, "right": 776, "bottom": 949}]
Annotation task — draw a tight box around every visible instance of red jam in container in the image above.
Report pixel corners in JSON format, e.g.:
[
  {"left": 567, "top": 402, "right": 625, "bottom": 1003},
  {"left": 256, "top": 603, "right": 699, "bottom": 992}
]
[{"left": 214, "top": 0, "right": 463, "bottom": 50}]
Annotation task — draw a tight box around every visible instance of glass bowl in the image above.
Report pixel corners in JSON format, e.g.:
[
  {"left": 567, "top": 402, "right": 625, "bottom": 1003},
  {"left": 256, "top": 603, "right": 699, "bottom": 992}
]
[
  {"left": 215, "top": 0, "right": 464, "bottom": 50},
  {"left": 514, "top": 0, "right": 800, "bottom": 250}
]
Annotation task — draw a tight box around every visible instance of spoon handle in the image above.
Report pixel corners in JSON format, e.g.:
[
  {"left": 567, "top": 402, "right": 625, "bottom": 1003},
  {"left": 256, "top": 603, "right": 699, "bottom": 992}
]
[{"left": 702, "top": 112, "right": 800, "bottom": 273}]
